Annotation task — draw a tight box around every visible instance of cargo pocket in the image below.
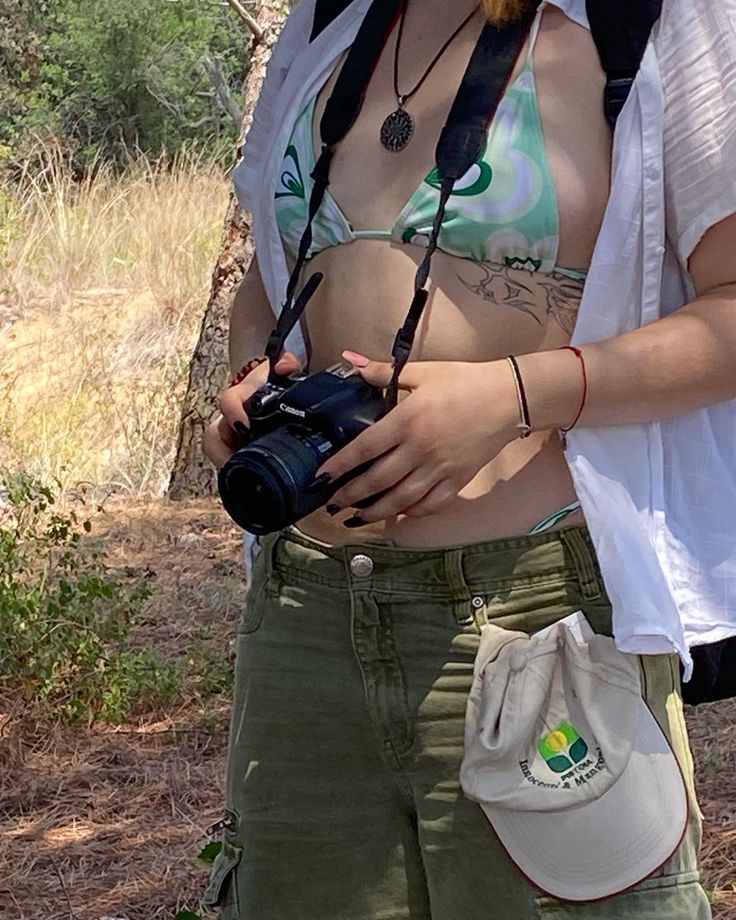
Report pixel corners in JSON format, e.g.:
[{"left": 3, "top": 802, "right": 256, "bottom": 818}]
[
  {"left": 535, "top": 874, "right": 710, "bottom": 919},
  {"left": 202, "top": 840, "right": 242, "bottom": 916}
]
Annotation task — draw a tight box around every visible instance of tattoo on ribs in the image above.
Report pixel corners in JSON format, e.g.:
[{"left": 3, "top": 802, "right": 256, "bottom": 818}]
[{"left": 457, "top": 262, "right": 585, "bottom": 334}]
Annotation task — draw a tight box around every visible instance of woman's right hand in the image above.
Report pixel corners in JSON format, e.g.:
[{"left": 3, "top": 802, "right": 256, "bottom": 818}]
[{"left": 202, "top": 351, "right": 303, "bottom": 469}]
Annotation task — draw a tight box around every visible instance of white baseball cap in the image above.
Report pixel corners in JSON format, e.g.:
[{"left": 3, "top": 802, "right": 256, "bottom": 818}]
[{"left": 460, "top": 614, "right": 688, "bottom": 902}]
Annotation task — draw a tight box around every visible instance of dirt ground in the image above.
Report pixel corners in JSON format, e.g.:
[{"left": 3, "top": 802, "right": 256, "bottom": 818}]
[{"left": 1, "top": 500, "right": 734, "bottom": 919}]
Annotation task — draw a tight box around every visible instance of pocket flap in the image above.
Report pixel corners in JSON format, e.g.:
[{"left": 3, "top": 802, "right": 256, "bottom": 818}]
[{"left": 202, "top": 840, "right": 242, "bottom": 907}]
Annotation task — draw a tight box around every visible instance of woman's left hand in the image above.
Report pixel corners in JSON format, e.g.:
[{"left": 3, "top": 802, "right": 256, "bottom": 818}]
[{"left": 316, "top": 351, "right": 520, "bottom": 524}]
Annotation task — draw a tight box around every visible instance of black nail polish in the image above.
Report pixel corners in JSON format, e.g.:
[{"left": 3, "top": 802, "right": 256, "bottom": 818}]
[
  {"left": 343, "top": 515, "right": 366, "bottom": 529},
  {"left": 312, "top": 473, "right": 332, "bottom": 488},
  {"left": 326, "top": 503, "right": 341, "bottom": 516}
]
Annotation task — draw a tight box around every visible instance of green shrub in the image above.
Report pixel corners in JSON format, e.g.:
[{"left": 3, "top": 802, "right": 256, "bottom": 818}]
[
  {"left": 0, "top": 472, "right": 180, "bottom": 723},
  {"left": 2, "top": 0, "right": 249, "bottom": 173}
]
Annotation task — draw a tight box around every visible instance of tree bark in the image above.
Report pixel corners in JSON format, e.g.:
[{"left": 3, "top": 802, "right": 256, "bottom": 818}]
[{"left": 168, "top": 0, "right": 287, "bottom": 500}]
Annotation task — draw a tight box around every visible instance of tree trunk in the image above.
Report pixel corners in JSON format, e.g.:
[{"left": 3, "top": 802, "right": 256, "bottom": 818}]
[{"left": 168, "top": 0, "right": 287, "bottom": 499}]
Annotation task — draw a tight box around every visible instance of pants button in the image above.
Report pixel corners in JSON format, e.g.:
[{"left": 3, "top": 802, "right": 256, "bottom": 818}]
[{"left": 350, "top": 553, "right": 374, "bottom": 577}]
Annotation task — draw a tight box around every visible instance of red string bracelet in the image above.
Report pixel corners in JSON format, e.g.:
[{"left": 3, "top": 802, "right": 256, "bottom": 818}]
[
  {"left": 559, "top": 345, "right": 587, "bottom": 449},
  {"left": 229, "top": 356, "right": 267, "bottom": 389}
]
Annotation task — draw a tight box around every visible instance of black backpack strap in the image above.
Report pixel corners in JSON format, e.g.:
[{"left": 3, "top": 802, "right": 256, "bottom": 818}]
[
  {"left": 586, "top": 0, "right": 663, "bottom": 129},
  {"left": 310, "top": 0, "right": 356, "bottom": 41}
]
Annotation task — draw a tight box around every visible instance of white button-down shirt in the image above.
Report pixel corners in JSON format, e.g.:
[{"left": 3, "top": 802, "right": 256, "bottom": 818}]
[{"left": 234, "top": 0, "right": 736, "bottom": 678}]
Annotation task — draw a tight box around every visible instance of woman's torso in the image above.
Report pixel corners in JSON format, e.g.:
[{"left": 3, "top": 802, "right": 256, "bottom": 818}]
[{"left": 284, "top": 0, "right": 611, "bottom": 546}]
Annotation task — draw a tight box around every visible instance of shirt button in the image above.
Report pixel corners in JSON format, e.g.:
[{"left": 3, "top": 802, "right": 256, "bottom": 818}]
[{"left": 350, "top": 553, "right": 374, "bottom": 578}]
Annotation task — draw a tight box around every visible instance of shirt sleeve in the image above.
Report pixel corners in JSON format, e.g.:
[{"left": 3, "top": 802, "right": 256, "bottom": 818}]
[
  {"left": 659, "top": 0, "right": 736, "bottom": 264},
  {"left": 233, "top": 0, "right": 317, "bottom": 213}
]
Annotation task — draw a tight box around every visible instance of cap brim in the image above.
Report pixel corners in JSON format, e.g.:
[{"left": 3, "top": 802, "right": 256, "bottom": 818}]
[{"left": 478, "top": 700, "right": 689, "bottom": 902}]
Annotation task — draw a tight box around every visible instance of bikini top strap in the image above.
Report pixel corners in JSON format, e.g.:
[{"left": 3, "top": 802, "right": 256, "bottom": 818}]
[{"left": 524, "top": 0, "right": 547, "bottom": 65}]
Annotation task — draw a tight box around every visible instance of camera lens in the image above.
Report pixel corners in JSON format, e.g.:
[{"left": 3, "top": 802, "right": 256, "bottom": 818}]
[{"left": 218, "top": 426, "right": 335, "bottom": 534}]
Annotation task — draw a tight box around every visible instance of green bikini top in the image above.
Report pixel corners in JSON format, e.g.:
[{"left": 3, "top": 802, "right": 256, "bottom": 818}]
[{"left": 275, "top": 10, "right": 587, "bottom": 281}]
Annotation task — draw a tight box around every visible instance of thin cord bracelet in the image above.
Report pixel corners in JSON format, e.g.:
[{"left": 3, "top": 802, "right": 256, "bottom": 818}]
[
  {"left": 506, "top": 355, "right": 533, "bottom": 439},
  {"left": 558, "top": 345, "right": 588, "bottom": 449},
  {"left": 229, "top": 356, "right": 267, "bottom": 389}
]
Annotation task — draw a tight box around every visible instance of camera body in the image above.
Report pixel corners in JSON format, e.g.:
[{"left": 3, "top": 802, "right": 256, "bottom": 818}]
[
  {"left": 217, "top": 364, "right": 390, "bottom": 535},
  {"left": 245, "top": 363, "right": 385, "bottom": 445}
]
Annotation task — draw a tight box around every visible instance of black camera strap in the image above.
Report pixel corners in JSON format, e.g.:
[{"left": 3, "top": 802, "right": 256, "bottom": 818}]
[
  {"left": 266, "top": 0, "right": 404, "bottom": 377},
  {"left": 386, "top": 4, "right": 539, "bottom": 405},
  {"left": 265, "top": 0, "right": 539, "bottom": 394}
]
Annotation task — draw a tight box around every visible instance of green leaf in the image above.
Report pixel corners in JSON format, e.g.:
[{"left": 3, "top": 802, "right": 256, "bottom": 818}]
[
  {"left": 175, "top": 911, "right": 201, "bottom": 920},
  {"left": 197, "top": 840, "right": 222, "bottom": 864}
]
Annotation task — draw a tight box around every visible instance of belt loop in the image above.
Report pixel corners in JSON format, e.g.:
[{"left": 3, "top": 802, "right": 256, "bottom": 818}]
[
  {"left": 444, "top": 548, "right": 467, "bottom": 593},
  {"left": 444, "top": 548, "right": 474, "bottom": 624},
  {"left": 258, "top": 532, "right": 280, "bottom": 584},
  {"left": 560, "top": 528, "right": 602, "bottom": 601}
]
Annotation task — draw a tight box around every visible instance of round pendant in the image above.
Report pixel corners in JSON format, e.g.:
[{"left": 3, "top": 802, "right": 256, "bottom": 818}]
[{"left": 380, "top": 108, "right": 414, "bottom": 152}]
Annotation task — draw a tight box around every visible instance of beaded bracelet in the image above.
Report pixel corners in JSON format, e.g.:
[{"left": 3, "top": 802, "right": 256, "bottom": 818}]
[{"left": 229, "top": 356, "right": 267, "bottom": 389}]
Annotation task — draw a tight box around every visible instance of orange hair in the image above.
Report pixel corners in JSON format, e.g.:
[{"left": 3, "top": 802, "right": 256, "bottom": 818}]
[{"left": 480, "top": 0, "right": 529, "bottom": 22}]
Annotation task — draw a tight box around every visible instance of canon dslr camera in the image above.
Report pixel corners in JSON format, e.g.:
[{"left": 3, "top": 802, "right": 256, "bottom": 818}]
[{"left": 217, "top": 363, "right": 390, "bottom": 535}]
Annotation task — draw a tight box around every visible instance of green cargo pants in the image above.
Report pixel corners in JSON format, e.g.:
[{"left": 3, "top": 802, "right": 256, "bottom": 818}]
[{"left": 205, "top": 525, "right": 711, "bottom": 919}]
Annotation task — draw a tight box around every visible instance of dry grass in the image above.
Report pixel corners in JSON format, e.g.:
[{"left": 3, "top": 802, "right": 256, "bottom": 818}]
[
  {"left": 0, "top": 146, "right": 230, "bottom": 498},
  {"left": 0, "top": 723, "right": 227, "bottom": 920},
  {"left": 1, "top": 145, "right": 228, "bottom": 316},
  {"left": 688, "top": 702, "right": 736, "bottom": 916}
]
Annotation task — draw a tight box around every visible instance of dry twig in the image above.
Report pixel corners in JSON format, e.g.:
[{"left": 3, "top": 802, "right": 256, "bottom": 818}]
[
  {"left": 224, "top": 0, "right": 265, "bottom": 42},
  {"left": 49, "top": 855, "right": 79, "bottom": 920}
]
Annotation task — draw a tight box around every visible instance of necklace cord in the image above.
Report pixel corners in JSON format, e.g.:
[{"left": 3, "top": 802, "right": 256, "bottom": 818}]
[{"left": 393, "top": 2, "right": 480, "bottom": 106}]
